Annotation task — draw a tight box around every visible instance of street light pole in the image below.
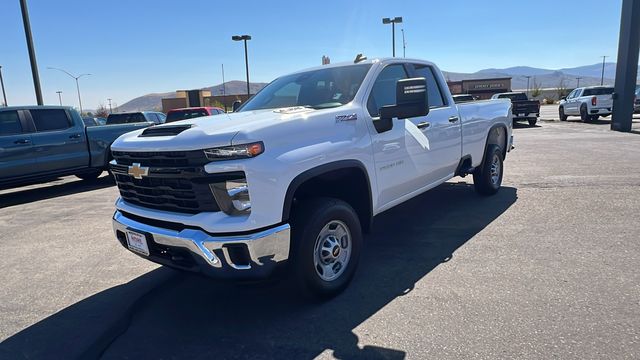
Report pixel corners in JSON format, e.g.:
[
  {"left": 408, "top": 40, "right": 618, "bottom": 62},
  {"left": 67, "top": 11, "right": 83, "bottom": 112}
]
[
  {"left": 0, "top": 66, "right": 7, "bottom": 106},
  {"left": 221, "top": 64, "right": 227, "bottom": 111},
  {"left": 525, "top": 76, "right": 531, "bottom": 97},
  {"left": 600, "top": 55, "right": 608, "bottom": 85},
  {"left": 401, "top": 28, "right": 406, "bottom": 58},
  {"left": 107, "top": 98, "right": 113, "bottom": 113},
  {"left": 232, "top": 35, "right": 252, "bottom": 98},
  {"left": 576, "top": 77, "right": 582, "bottom": 88},
  {"left": 19, "top": 0, "right": 43, "bottom": 105},
  {"left": 382, "top": 17, "right": 403, "bottom": 57},
  {"left": 47, "top": 67, "right": 90, "bottom": 115},
  {"left": 56, "top": 90, "right": 62, "bottom": 105}
]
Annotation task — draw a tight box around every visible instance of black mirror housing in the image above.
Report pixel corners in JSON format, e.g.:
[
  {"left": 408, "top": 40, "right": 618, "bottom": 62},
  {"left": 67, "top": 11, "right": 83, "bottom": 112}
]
[
  {"left": 378, "top": 77, "right": 429, "bottom": 132},
  {"left": 232, "top": 100, "right": 242, "bottom": 112}
]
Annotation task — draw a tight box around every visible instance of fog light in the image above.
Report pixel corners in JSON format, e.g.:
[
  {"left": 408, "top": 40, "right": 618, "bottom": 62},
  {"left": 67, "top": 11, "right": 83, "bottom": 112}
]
[{"left": 210, "top": 178, "right": 251, "bottom": 215}]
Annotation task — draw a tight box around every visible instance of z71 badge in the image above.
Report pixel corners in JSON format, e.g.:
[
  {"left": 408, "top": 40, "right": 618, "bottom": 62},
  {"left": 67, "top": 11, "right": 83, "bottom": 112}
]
[{"left": 335, "top": 113, "right": 357, "bottom": 122}]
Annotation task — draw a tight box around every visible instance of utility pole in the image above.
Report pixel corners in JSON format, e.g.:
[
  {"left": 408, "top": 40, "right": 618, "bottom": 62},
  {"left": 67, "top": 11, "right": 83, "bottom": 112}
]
[
  {"left": 401, "top": 28, "right": 406, "bottom": 58},
  {"left": 382, "top": 17, "right": 403, "bottom": 57},
  {"left": 232, "top": 35, "right": 252, "bottom": 97},
  {"left": 525, "top": 76, "right": 531, "bottom": 97},
  {"left": 221, "top": 64, "right": 227, "bottom": 111},
  {"left": 56, "top": 90, "right": 62, "bottom": 105},
  {"left": 0, "top": 66, "right": 7, "bottom": 106},
  {"left": 107, "top": 98, "right": 113, "bottom": 113},
  {"left": 600, "top": 55, "right": 608, "bottom": 85},
  {"left": 576, "top": 77, "right": 582, "bottom": 88},
  {"left": 20, "top": 0, "right": 43, "bottom": 105}
]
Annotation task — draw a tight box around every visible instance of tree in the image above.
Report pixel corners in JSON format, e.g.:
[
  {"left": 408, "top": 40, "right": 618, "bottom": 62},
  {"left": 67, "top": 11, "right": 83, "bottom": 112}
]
[
  {"left": 530, "top": 77, "right": 543, "bottom": 98},
  {"left": 556, "top": 79, "right": 569, "bottom": 99},
  {"left": 95, "top": 104, "right": 109, "bottom": 118}
]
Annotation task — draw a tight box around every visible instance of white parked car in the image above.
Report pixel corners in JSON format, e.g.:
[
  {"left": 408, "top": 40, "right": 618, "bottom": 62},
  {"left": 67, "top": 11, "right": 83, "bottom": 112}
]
[
  {"left": 109, "top": 57, "right": 513, "bottom": 298},
  {"left": 559, "top": 86, "right": 614, "bottom": 122}
]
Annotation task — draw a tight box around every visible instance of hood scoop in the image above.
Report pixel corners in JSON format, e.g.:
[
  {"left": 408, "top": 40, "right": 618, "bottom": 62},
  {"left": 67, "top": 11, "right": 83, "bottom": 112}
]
[{"left": 139, "top": 124, "right": 194, "bottom": 137}]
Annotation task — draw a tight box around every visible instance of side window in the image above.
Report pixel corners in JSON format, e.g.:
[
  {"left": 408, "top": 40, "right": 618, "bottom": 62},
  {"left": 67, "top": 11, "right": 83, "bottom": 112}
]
[
  {"left": 31, "top": 109, "right": 72, "bottom": 132},
  {"left": 367, "top": 64, "right": 408, "bottom": 117},
  {"left": 0, "top": 111, "right": 23, "bottom": 136},
  {"left": 157, "top": 113, "right": 166, "bottom": 122},
  {"left": 413, "top": 65, "right": 446, "bottom": 108},
  {"left": 146, "top": 113, "right": 159, "bottom": 124}
]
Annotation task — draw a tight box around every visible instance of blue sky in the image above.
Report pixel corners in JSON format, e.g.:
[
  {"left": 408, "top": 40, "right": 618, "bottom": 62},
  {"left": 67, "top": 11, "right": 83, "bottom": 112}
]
[{"left": 0, "top": 0, "right": 624, "bottom": 109}]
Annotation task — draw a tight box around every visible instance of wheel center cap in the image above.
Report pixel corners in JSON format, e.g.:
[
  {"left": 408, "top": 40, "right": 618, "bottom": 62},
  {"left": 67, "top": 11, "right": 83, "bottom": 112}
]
[{"left": 332, "top": 245, "right": 340, "bottom": 257}]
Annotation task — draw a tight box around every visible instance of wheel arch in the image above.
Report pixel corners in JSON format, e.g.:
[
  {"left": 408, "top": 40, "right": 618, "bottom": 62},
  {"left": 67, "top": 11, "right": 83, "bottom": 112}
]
[
  {"left": 282, "top": 160, "right": 373, "bottom": 233},
  {"left": 483, "top": 123, "right": 508, "bottom": 163}
]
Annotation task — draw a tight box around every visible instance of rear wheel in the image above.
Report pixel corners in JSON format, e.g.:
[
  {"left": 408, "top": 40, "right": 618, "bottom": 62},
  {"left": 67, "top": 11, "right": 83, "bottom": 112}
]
[
  {"left": 528, "top": 118, "right": 537, "bottom": 126},
  {"left": 580, "top": 105, "right": 590, "bottom": 122},
  {"left": 559, "top": 106, "right": 568, "bottom": 121},
  {"left": 76, "top": 169, "right": 102, "bottom": 181},
  {"left": 473, "top": 144, "right": 504, "bottom": 196},
  {"left": 590, "top": 115, "right": 599, "bottom": 121},
  {"left": 290, "top": 198, "right": 362, "bottom": 299}
]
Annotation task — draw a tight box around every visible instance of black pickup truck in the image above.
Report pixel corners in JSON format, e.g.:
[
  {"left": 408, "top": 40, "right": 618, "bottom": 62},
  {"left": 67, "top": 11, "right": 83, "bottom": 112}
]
[
  {"left": 491, "top": 92, "right": 540, "bottom": 126},
  {"left": 0, "top": 106, "right": 152, "bottom": 187}
]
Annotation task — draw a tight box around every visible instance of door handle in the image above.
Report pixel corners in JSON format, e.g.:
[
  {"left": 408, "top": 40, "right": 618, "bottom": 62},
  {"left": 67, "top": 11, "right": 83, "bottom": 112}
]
[
  {"left": 416, "top": 121, "right": 430, "bottom": 129},
  {"left": 14, "top": 139, "right": 31, "bottom": 145},
  {"left": 448, "top": 116, "right": 460, "bottom": 123},
  {"left": 69, "top": 133, "right": 82, "bottom": 139}
]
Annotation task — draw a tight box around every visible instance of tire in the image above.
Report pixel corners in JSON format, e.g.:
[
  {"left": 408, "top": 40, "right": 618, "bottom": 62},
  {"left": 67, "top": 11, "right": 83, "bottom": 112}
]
[
  {"left": 76, "top": 169, "right": 102, "bottom": 181},
  {"left": 590, "top": 115, "right": 599, "bottom": 121},
  {"left": 559, "top": 106, "right": 568, "bottom": 121},
  {"left": 528, "top": 118, "right": 537, "bottom": 126},
  {"left": 473, "top": 144, "right": 504, "bottom": 196},
  {"left": 290, "top": 197, "right": 362, "bottom": 299},
  {"left": 580, "top": 105, "right": 590, "bottom": 122}
]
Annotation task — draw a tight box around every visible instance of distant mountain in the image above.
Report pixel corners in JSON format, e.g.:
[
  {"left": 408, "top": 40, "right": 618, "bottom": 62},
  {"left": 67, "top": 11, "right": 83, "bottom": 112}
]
[{"left": 117, "top": 80, "right": 267, "bottom": 112}]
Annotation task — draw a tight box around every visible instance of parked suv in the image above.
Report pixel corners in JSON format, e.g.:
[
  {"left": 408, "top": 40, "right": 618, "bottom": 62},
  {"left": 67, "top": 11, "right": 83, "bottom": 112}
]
[
  {"left": 166, "top": 107, "right": 225, "bottom": 123},
  {"left": 559, "top": 86, "right": 613, "bottom": 122},
  {"left": 106, "top": 111, "right": 166, "bottom": 125}
]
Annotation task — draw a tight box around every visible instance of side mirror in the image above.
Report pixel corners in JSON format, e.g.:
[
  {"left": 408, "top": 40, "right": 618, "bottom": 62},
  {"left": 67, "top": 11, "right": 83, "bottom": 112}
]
[
  {"left": 232, "top": 100, "right": 242, "bottom": 112},
  {"left": 376, "top": 77, "right": 429, "bottom": 133},
  {"left": 560, "top": 96, "right": 567, "bottom": 101}
]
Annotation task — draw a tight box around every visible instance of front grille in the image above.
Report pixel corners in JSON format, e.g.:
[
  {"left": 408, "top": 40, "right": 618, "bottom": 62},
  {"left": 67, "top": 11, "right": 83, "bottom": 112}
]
[
  {"left": 111, "top": 150, "right": 244, "bottom": 214},
  {"left": 112, "top": 150, "right": 209, "bottom": 167}
]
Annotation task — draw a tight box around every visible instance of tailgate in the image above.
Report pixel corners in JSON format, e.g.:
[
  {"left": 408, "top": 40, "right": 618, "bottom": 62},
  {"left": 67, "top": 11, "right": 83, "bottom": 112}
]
[
  {"left": 594, "top": 95, "right": 613, "bottom": 108},
  {"left": 512, "top": 101, "right": 539, "bottom": 114}
]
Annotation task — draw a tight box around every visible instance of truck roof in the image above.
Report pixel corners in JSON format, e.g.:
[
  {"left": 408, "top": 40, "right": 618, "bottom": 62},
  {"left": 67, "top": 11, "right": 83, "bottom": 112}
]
[
  {"left": 0, "top": 105, "right": 74, "bottom": 111},
  {"left": 284, "top": 57, "right": 437, "bottom": 77}
]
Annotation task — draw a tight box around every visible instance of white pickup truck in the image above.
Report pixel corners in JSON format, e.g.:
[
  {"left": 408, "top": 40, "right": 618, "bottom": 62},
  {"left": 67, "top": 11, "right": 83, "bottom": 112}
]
[
  {"left": 559, "top": 86, "right": 614, "bottom": 122},
  {"left": 110, "top": 58, "right": 513, "bottom": 298}
]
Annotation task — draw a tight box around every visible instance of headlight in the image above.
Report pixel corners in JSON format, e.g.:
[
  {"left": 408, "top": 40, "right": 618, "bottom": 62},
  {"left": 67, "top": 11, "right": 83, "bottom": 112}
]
[
  {"left": 204, "top": 142, "right": 264, "bottom": 161},
  {"left": 210, "top": 178, "right": 251, "bottom": 215}
]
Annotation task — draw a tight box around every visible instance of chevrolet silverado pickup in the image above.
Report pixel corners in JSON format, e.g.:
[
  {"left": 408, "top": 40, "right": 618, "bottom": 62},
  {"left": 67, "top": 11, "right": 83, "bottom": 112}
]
[
  {"left": 491, "top": 92, "right": 540, "bottom": 126},
  {"left": 0, "top": 106, "right": 150, "bottom": 187},
  {"left": 559, "top": 86, "right": 614, "bottom": 122},
  {"left": 110, "top": 58, "right": 513, "bottom": 298}
]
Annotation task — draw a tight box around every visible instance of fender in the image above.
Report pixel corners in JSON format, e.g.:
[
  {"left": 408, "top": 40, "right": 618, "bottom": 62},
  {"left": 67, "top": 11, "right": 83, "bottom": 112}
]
[
  {"left": 482, "top": 123, "right": 508, "bottom": 164},
  {"left": 281, "top": 159, "right": 373, "bottom": 226}
]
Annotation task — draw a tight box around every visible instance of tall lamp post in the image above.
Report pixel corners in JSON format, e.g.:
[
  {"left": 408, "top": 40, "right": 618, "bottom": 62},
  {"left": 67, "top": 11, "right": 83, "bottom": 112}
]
[
  {"left": 56, "top": 90, "right": 62, "bottom": 105},
  {"left": 576, "top": 77, "right": 582, "bottom": 88},
  {"left": 20, "top": 0, "right": 43, "bottom": 105},
  {"left": 525, "top": 76, "right": 532, "bottom": 97},
  {"left": 232, "top": 35, "right": 252, "bottom": 97},
  {"left": 107, "top": 98, "right": 113, "bottom": 113},
  {"left": 0, "top": 65, "right": 7, "bottom": 106},
  {"left": 382, "top": 17, "right": 403, "bottom": 57},
  {"left": 401, "top": 28, "right": 406, "bottom": 58},
  {"left": 47, "top": 67, "right": 90, "bottom": 115},
  {"left": 600, "top": 55, "right": 608, "bottom": 85}
]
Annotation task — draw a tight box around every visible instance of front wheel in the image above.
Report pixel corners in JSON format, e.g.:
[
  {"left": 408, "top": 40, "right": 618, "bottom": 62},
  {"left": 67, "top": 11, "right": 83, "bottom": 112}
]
[
  {"left": 473, "top": 144, "right": 504, "bottom": 196},
  {"left": 291, "top": 198, "right": 362, "bottom": 299},
  {"left": 76, "top": 169, "right": 102, "bottom": 181}
]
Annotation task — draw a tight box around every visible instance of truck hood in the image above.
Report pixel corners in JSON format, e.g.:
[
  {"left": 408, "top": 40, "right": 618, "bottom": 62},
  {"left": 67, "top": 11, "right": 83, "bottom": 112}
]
[{"left": 110, "top": 107, "right": 315, "bottom": 152}]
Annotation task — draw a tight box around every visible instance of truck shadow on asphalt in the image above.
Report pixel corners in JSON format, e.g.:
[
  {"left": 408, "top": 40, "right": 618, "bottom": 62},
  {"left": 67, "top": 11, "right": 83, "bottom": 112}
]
[
  {"left": 0, "top": 174, "right": 115, "bottom": 209},
  {"left": 1, "top": 182, "right": 517, "bottom": 360}
]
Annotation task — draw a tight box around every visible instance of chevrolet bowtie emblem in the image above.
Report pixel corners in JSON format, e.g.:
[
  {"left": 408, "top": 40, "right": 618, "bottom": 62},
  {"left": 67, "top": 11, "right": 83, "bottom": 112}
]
[{"left": 128, "top": 163, "right": 149, "bottom": 179}]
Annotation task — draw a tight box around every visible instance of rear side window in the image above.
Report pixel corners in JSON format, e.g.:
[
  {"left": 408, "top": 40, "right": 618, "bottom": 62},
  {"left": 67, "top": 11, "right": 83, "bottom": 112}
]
[
  {"left": 413, "top": 65, "right": 446, "bottom": 108},
  {"left": 31, "top": 109, "right": 71, "bottom": 131},
  {"left": 583, "top": 88, "right": 614, "bottom": 96},
  {"left": 367, "top": 64, "right": 408, "bottom": 117},
  {"left": 166, "top": 109, "right": 208, "bottom": 123},
  {"left": 0, "top": 111, "right": 22, "bottom": 136},
  {"left": 106, "top": 113, "right": 147, "bottom": 124}
]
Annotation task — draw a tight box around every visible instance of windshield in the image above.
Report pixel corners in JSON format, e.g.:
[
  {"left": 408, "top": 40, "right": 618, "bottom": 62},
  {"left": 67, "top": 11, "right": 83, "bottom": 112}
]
[
  {"left": 166, "top": 109, "right": 209, "bottom": 123},
  {"left": 583, "top": 88, "right": 614, "bottom": 96},
  {"left": 239, "top": 64, "right": 372, "bottom": 111},
  {"left": 106, "top": 113, "right": 147, "bottom": 124}
]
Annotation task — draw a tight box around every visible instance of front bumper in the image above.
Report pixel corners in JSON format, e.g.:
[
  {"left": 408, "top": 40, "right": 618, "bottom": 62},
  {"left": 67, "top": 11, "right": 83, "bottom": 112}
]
[{"left": 112, "top": 210, "right": 290, "bottom": 279}]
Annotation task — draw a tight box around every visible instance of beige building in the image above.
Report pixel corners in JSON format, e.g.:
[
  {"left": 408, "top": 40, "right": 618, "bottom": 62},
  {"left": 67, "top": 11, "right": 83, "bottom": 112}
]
[
  {"left": 162, "top": 90, "right": 251, "bottom": 112},
  {"left": 447, "top": 77, "right": 512, "bottom": 100}
]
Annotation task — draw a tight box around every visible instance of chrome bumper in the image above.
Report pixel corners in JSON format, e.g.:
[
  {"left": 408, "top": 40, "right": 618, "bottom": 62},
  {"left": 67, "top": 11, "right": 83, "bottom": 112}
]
[{"left": 112, "top": 211, "right": 290, "bottom": 278}]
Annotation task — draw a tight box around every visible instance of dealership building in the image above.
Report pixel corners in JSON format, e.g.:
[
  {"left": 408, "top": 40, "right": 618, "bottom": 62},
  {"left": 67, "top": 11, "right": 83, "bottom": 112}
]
[{"left": 446, "top": 77, "right": 512, "bottom": 100}]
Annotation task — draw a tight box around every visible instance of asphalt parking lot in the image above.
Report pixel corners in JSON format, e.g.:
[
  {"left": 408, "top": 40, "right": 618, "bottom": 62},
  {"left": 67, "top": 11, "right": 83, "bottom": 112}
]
[{"left": 1, "top": 119, "right": 640, "bottom": 359}]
